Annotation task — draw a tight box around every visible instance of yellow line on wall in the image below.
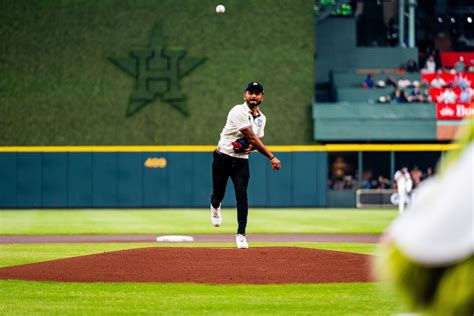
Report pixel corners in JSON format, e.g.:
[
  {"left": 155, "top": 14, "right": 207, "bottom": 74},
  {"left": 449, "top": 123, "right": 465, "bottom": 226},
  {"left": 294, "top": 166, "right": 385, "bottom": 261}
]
[
  {"left": 0, "top": 146, "right": 216, "bottom": 152},
  {"left": 0, "top": 144, "right": 460, "bottom": 152},
  {"left": 270, "top": 144, "right": 461, "bottom": 152}
]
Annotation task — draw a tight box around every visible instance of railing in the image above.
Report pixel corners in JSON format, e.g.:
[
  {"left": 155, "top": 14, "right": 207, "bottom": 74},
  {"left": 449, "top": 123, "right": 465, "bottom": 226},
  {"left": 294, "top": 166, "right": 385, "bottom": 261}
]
[{"left": 356, "top": 189, "right": 398, "bottom": 209}]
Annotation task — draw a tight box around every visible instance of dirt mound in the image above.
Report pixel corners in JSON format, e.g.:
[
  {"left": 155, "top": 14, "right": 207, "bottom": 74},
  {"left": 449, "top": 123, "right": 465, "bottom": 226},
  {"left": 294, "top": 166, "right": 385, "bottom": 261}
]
[{"left": 0, "top": 247, "right": 375, "bottom": 284}]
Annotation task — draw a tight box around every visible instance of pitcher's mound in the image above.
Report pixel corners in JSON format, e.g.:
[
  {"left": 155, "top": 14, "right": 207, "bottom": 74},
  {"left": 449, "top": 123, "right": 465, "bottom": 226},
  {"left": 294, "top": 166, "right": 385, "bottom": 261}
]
[{"left": 0, "top": 247, "right": 375, "bottom": 284}]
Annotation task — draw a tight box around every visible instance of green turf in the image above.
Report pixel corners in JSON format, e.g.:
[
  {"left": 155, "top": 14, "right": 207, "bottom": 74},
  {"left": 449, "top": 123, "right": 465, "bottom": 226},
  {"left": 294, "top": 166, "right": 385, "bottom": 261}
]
[
  {"left": 0, "top": 280, "right": 403, "bottom": 315},
  {"left": 0, "top": 209, "right": 403, "bottom": 314},
  {"left": 0, "top": 242, "right": 378, "bottom": 268},
  {"left": 0, "top": 209, "right": 397, "bottom": 235},
  {"left": 0, "top": 0, "right": 314, "bottom": 145}
]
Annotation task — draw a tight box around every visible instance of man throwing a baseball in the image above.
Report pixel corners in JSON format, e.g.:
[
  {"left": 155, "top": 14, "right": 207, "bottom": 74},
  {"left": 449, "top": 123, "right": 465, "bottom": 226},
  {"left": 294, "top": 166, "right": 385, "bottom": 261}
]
[{"left": 210, "top": 81, "right": 281, "bottom": 249}]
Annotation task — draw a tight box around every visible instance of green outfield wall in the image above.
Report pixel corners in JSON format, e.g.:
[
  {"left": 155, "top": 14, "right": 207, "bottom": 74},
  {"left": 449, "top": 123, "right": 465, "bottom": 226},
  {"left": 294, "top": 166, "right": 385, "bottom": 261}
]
[
  {"left": 0, "top": 150, "right": 328, "bottom": 208},
  {"left": 0, "top": 0, "right": 314, "bottom": 146},
  {"left": 0, "top": 144, "right": 458, "bottom": 208}
]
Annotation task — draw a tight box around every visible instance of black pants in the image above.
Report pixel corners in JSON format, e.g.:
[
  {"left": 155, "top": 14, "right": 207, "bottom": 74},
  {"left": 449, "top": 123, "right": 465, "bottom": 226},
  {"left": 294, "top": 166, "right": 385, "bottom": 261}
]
[{"left": 210, "top": 150, "right": 250, "bottom": 235}]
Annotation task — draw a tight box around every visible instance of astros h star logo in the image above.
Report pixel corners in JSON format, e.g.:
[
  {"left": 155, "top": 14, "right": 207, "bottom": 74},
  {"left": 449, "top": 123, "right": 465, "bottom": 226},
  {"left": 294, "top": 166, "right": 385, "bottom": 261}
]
[{"left": 109, "top": 25, "right": 206, "bottom": 116}]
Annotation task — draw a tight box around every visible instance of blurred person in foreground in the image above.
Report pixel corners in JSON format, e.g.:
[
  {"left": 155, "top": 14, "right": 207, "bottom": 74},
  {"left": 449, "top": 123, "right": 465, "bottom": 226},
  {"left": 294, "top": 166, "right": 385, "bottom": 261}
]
[
  {"left": 375, "top": 119, "right": 474, "bottom": 315},
  {"left": 209, "top": 81, "right": 281, "bottom": 249}
]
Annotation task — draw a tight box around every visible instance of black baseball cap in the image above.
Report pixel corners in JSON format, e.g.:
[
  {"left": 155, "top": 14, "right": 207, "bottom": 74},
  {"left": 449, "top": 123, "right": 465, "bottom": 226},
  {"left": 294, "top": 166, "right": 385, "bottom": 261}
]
[{"left": 245, "top": 81, "right": 264, "bottom": 93}]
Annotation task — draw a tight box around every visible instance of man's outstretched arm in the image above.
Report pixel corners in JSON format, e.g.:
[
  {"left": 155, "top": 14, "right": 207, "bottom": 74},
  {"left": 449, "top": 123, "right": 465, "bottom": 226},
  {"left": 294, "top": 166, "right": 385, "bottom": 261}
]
[{"left": 240, "top": 127, "right": 281, "bottom": 170}]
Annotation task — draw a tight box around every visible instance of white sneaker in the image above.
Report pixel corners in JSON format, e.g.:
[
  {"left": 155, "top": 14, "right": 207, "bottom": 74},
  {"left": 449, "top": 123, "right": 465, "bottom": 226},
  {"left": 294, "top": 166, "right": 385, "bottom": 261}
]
[
  {"left": 210, "top": 203, "right": 222, "bottom": 227},
  {"left": 236, "top": 234, "right": 249, "bottom": 249}
]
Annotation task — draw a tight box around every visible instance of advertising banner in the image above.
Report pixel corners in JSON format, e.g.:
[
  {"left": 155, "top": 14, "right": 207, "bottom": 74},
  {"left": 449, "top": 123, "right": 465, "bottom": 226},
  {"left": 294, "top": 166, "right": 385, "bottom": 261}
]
[{"left": 436, "top": 103, "right": 474, "bottom": 120}]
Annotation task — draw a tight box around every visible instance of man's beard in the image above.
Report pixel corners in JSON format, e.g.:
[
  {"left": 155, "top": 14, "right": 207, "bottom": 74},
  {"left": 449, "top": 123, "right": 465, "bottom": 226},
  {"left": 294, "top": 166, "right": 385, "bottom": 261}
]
[{"left": 247, "top": 99, "right": 261, "bottom": 106}]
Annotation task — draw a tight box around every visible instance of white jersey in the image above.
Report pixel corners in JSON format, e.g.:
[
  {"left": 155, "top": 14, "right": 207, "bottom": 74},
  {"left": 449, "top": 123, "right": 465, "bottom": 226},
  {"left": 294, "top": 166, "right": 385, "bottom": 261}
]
[
  {"left": 217, "top": 102, "right": 266, "bottom": 159},
  {"left": 405, "top": 172, "right": 413, "bottom": 193},
  {"left": 395, "top": 170, "right": 406, "bottom": 193},
  {"left": 395, "top": 170, "right": 413, "bottom": 193}
]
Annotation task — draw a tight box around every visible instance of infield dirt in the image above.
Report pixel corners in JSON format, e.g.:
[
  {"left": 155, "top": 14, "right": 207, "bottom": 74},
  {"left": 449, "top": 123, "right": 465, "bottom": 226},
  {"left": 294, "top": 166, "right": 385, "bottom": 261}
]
[{"left": 0, "top": 247, "right": 374, "bottom": 284}]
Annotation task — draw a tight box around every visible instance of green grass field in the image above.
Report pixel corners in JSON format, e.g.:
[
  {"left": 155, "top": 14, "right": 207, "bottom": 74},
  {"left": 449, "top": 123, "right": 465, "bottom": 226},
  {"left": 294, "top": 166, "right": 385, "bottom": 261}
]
[
  {"left": 0, "top": 209, "right": 406, "bottom": 315},
  {"left": 0, "top": 209, "right": 397, "bottom": 234},
  {"left": 0, "top": 281, "right": 402, "bottom": 315}
]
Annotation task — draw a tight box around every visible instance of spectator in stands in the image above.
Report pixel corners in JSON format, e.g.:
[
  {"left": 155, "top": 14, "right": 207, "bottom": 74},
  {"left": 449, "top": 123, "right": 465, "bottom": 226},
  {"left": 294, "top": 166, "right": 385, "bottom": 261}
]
[
  {"left": 410, "top": 166, "right": 423, "bottom": 189},
  {"left": 467, "top": 60, "right": 474, "bottom": 73},
  {"left": 360, "top": 170, "right": 375, "bottom": 189},
  {"left": 421, "top": 55, "right": 436, "bottom": 74},
  {"left": 430, "top": 72, "right": 447, "bottom": 89},
  {"left": 376, "top": 175, "right": 391, "bottom": 190},
  {"left": 343, "top": 175, "right": 355, "bottom": 190},
  {"left": 422, "top": 88, "right": 432, "bottom": 103},
  {"left": 420, "top": 77, "right": 430, "bottom": 88},
  {"left": 421, "top": 166, "right": 433, "bottom": 181},
  {"left": 437, "top": 87, "right": 457, "bottom": 104},
  {"left": 331, "top": 156, "right": 347, "bottom": 191},
  {"left": 406, "top": 59, "right": 419, "bottom": 73},
  {"left": 362, "top": 74, "right": 376, "bottom": 88},
  {"left": 407, "top": 86, "right": 425, "bottom": 103},
  {"left": 391, "top": 89, "right": 408, "bottom": 104},
  {"left": 454, "top": 56, "right": 465, "bottom": 73},
  {"left": 397, "top": 77, "right": 412, "bottom": 90},
  {"left": 459, "top": 87, "right": 473, "bottom": 103},
  {"left": 375, "top": 76, "right": 398, "bottom": 89},
  {"left": 453, "top": 74, "right": 470, "bottom": 89}
]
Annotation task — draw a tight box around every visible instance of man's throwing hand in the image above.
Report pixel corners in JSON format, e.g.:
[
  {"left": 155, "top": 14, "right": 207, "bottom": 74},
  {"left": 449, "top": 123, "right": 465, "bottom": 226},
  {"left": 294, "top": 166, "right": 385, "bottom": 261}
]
[{"left": 271, "top": 157, "right": 281, "bottom": 170}]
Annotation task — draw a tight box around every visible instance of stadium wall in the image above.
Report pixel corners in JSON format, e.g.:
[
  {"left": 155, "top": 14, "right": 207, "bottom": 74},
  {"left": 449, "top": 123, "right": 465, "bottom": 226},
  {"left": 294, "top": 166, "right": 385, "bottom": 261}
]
[
  {"left": 0, "top": 149, "right": 328, "bottom": 208},
  {"left": 315, "top": 17, "right": 418, "bottom": 83},
  {"left": 313, "top": 103, "right": 437, "bottom": 141},
  {"left": 0, "top": 144, "right": 459, "bottom": 209}
]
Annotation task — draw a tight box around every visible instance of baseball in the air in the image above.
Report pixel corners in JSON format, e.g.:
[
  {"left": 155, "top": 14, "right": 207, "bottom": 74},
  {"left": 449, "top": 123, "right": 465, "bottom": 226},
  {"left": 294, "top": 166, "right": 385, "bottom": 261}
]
[{"left": 216, "top": 4, "right": 225, "bottom": 13}]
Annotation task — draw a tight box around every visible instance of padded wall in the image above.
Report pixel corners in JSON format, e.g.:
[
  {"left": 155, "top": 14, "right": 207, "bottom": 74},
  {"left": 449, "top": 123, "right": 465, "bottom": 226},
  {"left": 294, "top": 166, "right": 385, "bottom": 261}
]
[{"left": 0, "top": 151, "right": 328, "bottom": 208}]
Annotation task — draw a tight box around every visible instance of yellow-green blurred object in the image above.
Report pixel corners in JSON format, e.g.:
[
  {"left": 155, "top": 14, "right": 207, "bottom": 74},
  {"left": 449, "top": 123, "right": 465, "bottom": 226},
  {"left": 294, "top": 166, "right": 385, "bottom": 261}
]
[
  {"left": 377, "top": 119, "right": 474, "bottom": 315},
  {"left": 378, "top": 246, "right": 474, "bottom": 315}
]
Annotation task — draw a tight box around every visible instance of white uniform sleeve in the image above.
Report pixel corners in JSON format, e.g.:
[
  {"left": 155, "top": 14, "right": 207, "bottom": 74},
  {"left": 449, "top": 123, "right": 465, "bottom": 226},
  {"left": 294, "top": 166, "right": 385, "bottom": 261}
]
[
  {"left": 257, "top": 116, "right": 266, "bottom": 138},
  {"left": 229, "top": 107, "right": 251, "bottom": 131}
]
